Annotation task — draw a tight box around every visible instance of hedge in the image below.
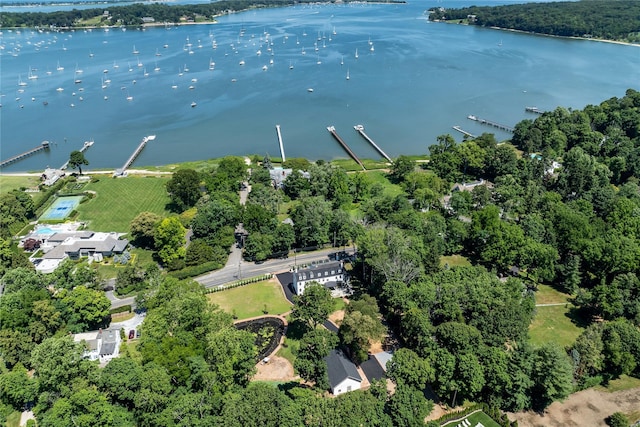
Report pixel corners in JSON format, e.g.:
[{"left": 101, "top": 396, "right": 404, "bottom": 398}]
[
  {"left": 205, "top": 274, "right": 273, "bottom": 293},
  {"left": 168, "top": 261, "right": 223, "bottom": 280},
  {"left": 110, "top": 305, "right": 132, "bottom": 315}
]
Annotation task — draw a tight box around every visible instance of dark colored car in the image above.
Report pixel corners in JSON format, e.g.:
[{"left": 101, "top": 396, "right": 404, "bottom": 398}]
[{"left": 128, "top": 330, "right": 135, "bottom": 340}]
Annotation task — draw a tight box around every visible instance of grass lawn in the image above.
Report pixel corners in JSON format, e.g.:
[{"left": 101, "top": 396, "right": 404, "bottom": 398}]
[
  {"left": 440, "top": 255, "right": 472, "bottom": 268},
  {"left": 119, "top": 341, "right": 143, "bottom": 364},
  {"left": 75, "top": 175, "right": 171, "bottom": 232},
  {"left": 365, "top": 170, "right": 404, "bottom": 197},
  {"left": 5, "top": 411, "right": 21, "bottom": 427},
  {"left": 207, "top": 279, "right": 292, "bottom": 320},
  {"left": 529, "top": 304, "right": 584, "bottom": 348},
  {"left": 595, "top": 375, "right": 640, "bottom": 393},
  {"left": 96, "top": 248, "right": 155, "bottom": 280},
  {"left": 465, "top": 411, "right": 501, "bottom": 427},
  {"left": 534, "top": 284, "right": 572, "bottom": 305},
  {"left": 138, "top": 159, "right": 221, "bottom": 173},
  {"left": 0, "top": 175, "right": 41, "bottom": 193}
]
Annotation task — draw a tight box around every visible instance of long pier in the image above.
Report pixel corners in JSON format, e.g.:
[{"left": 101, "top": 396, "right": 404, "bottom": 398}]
[
  {"left": 327, "top": 126, "right": 365, "bottom": 170},
  {"left": 467, "top": 115, "right": 514, "bottom": 133},
  {"left": 452, "top": 126, "right": 476, "bottom": 138},
  {"left": 60, "top": 140, "right": 94, "bottom": 170},
  {"left": 0, "top": 141, "right": 50, "bottom": 168},
  {"left": 275, "top": 125, "right": 286, "bottom": 162},
  {"left": 353, "top": 125, "right": 392, "bottom": 162},
  {"left": 114, "top": 135, "right": 156, "bottom": 176}
]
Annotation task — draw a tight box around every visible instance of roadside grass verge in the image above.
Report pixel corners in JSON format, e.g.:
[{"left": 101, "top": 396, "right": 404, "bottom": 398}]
[
  {"left": 207, "top": 279, "right": 292, "bottom": 320},
  {"left": 529, "top": 304, "right": 584, "bottom": 348},
  {"left": 75, "top": 175, "right": 171, "bottom": 232}
]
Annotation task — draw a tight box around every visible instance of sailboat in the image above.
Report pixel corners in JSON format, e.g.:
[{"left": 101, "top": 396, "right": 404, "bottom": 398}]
[
  {"left": 346, "top": 68, "right": 350, "bottom": 80},
  {"left": 154, "top": 62, "right": 160, "bottom": 72},
  {"left": 355, "top": 48, "right": 358, "bottom": 59},
  {"left": 289, "top": 60, "right": 294, "bottom": 70},
  {"left": 341, "top": 55, "right": 344, "bottom": 66},
  {"left": 56, "top": 61, "right": 64, "bottom": 71},
  {"left": 28, "top": 67, "right": 38, "bottom": 80},
  {"left": 17, "top": 75, "right": 27, "bottom": 87},
  {"left": 132, "top": 45, "right": 139, "bottom": 54}
]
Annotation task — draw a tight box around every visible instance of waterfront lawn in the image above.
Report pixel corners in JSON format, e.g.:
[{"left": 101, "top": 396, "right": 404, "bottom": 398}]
[
  {"left": 365, "top": 170, "right": 404, "bottom": 197},
  {"left": 207, "top": 279, "right": 292, "bottom": 320},
  {"left": 0, "top": 175, "right": 41, "bottom": 193},
  {"left": 529, "top": 304, "right": 584, "bottom": 348},
  {"left": 75, "top": 176, "right": 171, "bottom": 232}
]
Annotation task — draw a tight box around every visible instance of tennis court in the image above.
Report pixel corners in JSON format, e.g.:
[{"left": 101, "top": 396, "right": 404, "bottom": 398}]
[{"left": 40, "top": 196, "right": 84, "bottom": 221}]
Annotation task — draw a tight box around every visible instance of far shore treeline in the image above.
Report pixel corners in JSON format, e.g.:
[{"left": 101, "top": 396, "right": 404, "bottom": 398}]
[
  {"left": 429, "top": 1, "right": 640, "bottom": 44},
  {"left": 0, "top": 0, "right": 404, "bottom": 28}
]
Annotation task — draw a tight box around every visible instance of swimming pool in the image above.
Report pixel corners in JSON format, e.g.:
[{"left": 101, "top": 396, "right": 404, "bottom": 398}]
[
  {"left": 40, "top": 196, "right": 84, "bottom": 221},
  {"left": 35, "top": 227, "right": 54, "bottom": 235}
]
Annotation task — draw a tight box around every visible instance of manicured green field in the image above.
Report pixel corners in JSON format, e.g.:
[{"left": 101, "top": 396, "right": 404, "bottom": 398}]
[
  {"left": 75, "top": 176, "right": 171, "bottom": 232},
  {"left": 207, "top": 279, "right": 292, "bottom": 320},
  {"left": 465, "top": 411, "right": 501, "bottom": 427},
  {"left": 365, "top": 170, "right": 404, "bottom": 196},
  {"left": 0, "top": 175, "right": 41, "bottom": 193},
  {"left": 529, "top": 304, "right": 584, "bottom": 348},
  {"left": 534, "top": 284, "right": 572, "bottom": 305}
]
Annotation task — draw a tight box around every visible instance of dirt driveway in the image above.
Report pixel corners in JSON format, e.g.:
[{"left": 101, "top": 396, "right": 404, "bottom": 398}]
[
  {"left": 508, "top": 387, "right": 640, "bottom": 426},
  {"left": 253, "top": 356, "right": 298, "bottom": 382}
]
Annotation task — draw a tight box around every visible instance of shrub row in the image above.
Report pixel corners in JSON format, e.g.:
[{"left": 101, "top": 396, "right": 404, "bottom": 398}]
[
  {"left": 168, "top": 261, "right": 223, "bottom": 280},
  {"left": 437, "top": 404, "right": 516, "bottom": 427},
  {"left": 206, "top": 274, "right": 273, "bottom": 293},
  {"left": 110, "top": 305, "right": 132, "bottom": 315},
  {"left": 34, "top": 178, "right": 67, "bottom": 214}
]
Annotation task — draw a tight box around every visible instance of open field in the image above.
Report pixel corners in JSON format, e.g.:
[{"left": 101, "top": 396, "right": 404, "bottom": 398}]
[
  {"left": 74, "top": 175, "right": 171, "bottom": 232},
  {"left": 0, "top": 175, "right": 41, "bottom": 192},
  {"left": 440, "top": 255, "right": 472, "bottom": 268},
  {"left": 207, "top": 279, "right": 292, "bottom": 320},
  {"left": 595, "top": 375, "right": 640, "bottom": 393},
  {"left": 534, "top": 284, "right": 572, "bottom": 305},
  {"left": 529, "top": 304, "right": 584, "bottom": 348},
  {"left": 509, "top": 386, "right": 640, "bottom": 426},
  {"left": 365, "top": 170, "right": 404, "bottom": 197}
]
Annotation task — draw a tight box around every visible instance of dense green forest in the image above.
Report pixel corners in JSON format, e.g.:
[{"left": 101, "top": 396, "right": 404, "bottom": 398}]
[
  {"left": 2, "top": 89, "right": 640, "bottom": 425},
  {"left": 0, "top": 0, "right": 403, "bottom": 28},
  {"left": 429, "top": 1, "right": 640, "bottom": 44}
]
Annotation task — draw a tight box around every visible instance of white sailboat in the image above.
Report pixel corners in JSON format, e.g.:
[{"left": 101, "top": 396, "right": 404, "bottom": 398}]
[
  {"left": 289, "top": 61, "right": 294, "bottom": 70},
  {"left": 18, "top": 75, "right": 27, "bottom": 86},
  {"left": 346, "top": 68, "right": 350, "bottom": 80},
  {"left": 132, "top": 45, "right": 139, "bottom": 54},
  {"left": 341, "top": 55, "right": 344, "bottom": 65},
  {"left": 56, "top": 61, "right": 64, "bottom": 71},
  {"left": 355, "top": 48, "right": 358, "bottom": 59}
]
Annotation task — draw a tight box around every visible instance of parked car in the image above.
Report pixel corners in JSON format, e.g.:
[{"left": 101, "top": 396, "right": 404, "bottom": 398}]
[
  {"left": 128, "top": 330, "right": 135, "bottom": 340},
  {"left": 135, "top": 330, "right": 141, "bottom": 338}
]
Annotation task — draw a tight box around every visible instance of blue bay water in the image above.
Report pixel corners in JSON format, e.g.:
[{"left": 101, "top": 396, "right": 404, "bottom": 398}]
[{"left": 1, "top": 1, "right": 639, "bottom": 172}]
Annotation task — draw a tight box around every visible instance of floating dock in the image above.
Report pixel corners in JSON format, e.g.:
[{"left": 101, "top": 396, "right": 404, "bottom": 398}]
[
  {"left": 275, "top": 125, "right": 286, "bottom": 163},
  {"left": 0, "top": 141, "right": 50, "bottom": 168},
  {"left": 114, "top": 135, "right": 156, "bottom": 176},
  {"left": 452, "top": 126, "right": 476, "bottom": 138},
  {"left": 60, "top": 140, "right": 94, "bottom": 170},
  {"left": 327, "top": 126, "right": 365, "bottom": 170},
  {"left": 525, "top": 106, "right": 544, "bottom": 115},
  {"left": 467, "top": 115, "right": 514, "bottom": 133},
  {"left": 353, "top": 125, "right": 392, "bottom": 162}
]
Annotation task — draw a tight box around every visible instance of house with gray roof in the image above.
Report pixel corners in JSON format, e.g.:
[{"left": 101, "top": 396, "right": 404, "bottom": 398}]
[
  {"left": 292, "top": 261, "right": 350, "bottom": 297},
  {"left": 325, "top": 349, "right": 362, "bottom": 395}
]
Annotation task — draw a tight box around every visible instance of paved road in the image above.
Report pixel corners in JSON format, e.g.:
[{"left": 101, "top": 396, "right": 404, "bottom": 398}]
[
  {"left": 106, "top": 290, "right": 136, "bottom": 309},
  {"left": 195, "top": 247, "right": 355, "bottom": 288}
]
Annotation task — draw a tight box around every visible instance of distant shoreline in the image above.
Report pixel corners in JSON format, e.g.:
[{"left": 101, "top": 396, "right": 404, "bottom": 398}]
[{"left": 437, "top": 21, "right": 640, "bottom": 48}]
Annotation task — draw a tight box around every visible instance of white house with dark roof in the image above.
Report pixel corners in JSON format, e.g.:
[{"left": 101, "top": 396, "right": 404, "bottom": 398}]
[
  {"left": 292, "top": 261, "right": 350, "bottom": 296},
  {"left": 325, "top": 349, "right": 362, "bottom": 395},
  {"left": 73, "top": 328, "right": 120, "bottom": 362}
]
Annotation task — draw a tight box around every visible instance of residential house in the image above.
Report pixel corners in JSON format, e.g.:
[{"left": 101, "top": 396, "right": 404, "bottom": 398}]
[
  {"left": 269, "top": 167, "right": 310, "bottom": 189},
  {"left": 73, "top": 328, "right": 120, "bottom": 362},
  {"left": 325, "top": 349, "right": 362, "bottom": 395},
  {"left": 292, "top": 261, "right": 350, "bottom": 297}
]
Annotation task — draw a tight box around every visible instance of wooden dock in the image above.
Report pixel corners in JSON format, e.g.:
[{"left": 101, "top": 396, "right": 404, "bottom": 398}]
[
  {"left": 452, "top": 126, "right": 476, "bottom": 138},
  {"left": 327, "top": 126, "right": 365, "bottom": 170},
  {"left": 467, "top": 115, "right": 514, "bottom": 133},
  {"left": 353, "top": 125, "right": 392, "bottom": 162},
  {"left": 275, "top": 125, "right": 286, "bottom": 163},
  {"left": 0, "top": 141, "right": 50, "bottom": 168},
  {"left": 60, "top": 140, "right": 94, "bottom": 170},
  {"left": 114, "top": 135, "right": 156, "bottom": 176}
]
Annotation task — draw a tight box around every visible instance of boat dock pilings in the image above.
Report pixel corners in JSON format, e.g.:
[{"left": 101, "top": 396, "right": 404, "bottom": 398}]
[
  {"left": 467, "top": 115, "right": 514, "bottom": 133},
  {"left": 327, "top": 126, "right": 365, "bottom": 170},
  {"left": 275, "top": 125, "right": 286, "bottom": 163},
  {"left": 525, "top": 106, "right": 544, "bottom": 115},
  {"left": 114, "top": 135, "right": 156, "bottom": 176},
  {"left": 0, "top": 141, "right": 50, "bottom": 169},
  {"left": 353, "top": 125, "right": 392, "bottom": 162},
  {"left": 452, "top": 126, "right": 476, "bottom": 139}
]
